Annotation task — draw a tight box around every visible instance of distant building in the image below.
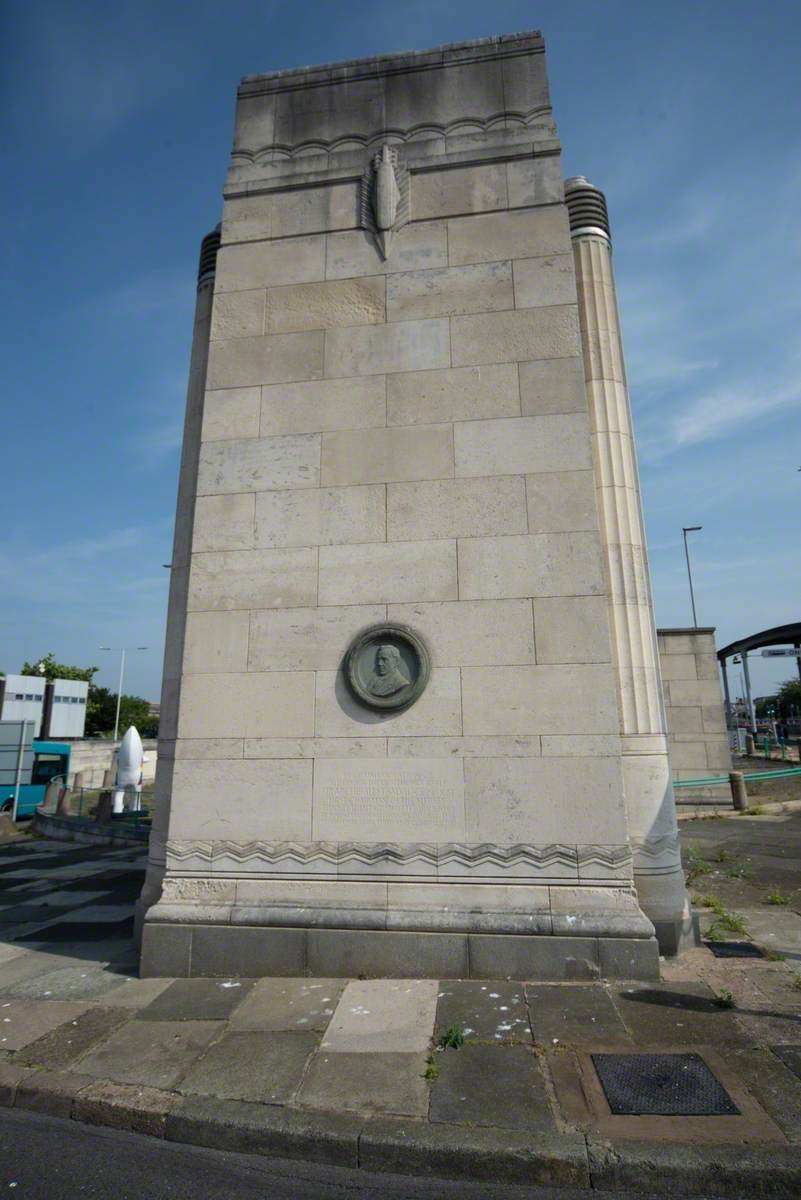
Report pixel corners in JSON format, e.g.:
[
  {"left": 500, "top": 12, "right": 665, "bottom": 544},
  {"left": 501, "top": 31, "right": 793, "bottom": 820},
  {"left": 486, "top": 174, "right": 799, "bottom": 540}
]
[{"left": 0, "top": 674, "right": 88, "bottom": 739}]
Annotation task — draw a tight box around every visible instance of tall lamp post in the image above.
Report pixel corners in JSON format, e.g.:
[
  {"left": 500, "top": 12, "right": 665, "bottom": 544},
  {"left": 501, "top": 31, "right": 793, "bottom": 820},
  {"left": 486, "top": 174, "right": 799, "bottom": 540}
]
[
  {"left": 682, "top": 526, "right": 702, "bottom": 627},
  {"left": 99, "top": 646, "right": 148, "bottom": 742}
]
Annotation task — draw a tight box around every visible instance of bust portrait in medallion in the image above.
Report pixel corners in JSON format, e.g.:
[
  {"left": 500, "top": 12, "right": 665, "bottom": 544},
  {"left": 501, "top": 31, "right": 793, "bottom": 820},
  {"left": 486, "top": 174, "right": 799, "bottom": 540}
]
[
  {"left": 344, "top": 624, "right": 430, "bottom": 712},
  {"left": 366, "top": 644, "right": 412, "bottom": 697}
]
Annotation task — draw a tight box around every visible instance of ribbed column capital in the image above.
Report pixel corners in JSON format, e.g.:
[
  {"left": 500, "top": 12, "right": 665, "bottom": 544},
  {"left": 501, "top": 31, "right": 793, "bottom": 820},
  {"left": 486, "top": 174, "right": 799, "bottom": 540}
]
[
  {"left": 564, "top": 176, "right": 610, "bottom": 244},
  {"left": 197, "top": 224, "right": 221, "bottom": 289}
]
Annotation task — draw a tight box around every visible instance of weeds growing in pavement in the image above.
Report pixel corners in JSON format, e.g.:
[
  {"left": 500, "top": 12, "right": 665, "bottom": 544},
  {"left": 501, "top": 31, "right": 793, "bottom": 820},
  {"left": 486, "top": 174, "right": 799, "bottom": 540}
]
[
  {"left": 696, "top": 893, "right": 749, "bottom": 938},
  {"left": 685, "top": 847, "right": 713, "bottom": 885},
  {"left": 713, "top": 990, "right": 736, "bottom": 1009},
  {"left": 764, "top": 888, "right": 791, "bottom": 906},
  {"left": 424, "top": 1053, "right": 440, "bottom": 1082},
  {"left": 439, "top": 1024, "right": 465, "bottom": 1050}
]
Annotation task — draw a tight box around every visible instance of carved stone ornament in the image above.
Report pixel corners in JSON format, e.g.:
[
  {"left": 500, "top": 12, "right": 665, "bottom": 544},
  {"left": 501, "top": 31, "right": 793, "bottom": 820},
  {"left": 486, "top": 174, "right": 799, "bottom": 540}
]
[
  {"left": 345, "top": 624, "right": 429, "bottom": 712},
  {"left": 360, "top": 143, "right": 410, "bottom": 259}
]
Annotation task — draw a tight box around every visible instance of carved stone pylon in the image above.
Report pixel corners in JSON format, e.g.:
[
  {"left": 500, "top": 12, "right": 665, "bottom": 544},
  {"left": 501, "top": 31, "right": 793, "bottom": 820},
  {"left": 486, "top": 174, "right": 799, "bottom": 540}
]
[{"left": 361, "top": 143, "right": 410, "bottom": 259}]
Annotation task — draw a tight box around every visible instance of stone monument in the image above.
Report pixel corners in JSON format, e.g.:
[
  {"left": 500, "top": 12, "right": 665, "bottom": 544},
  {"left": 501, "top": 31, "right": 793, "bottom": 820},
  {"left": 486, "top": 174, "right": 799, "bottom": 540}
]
[{"left": 137, "top": 31, "right": 691, "bottom": 979}]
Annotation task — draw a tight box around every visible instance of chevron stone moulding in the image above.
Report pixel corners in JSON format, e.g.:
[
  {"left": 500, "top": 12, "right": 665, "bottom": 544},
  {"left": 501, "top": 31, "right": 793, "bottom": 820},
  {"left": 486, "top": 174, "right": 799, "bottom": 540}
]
[
  {"left": 630, "top": 833, "right": 683, "bottom": 875},
  {"left": 164, "top": 840, "right": 634, "bottom": 883}
]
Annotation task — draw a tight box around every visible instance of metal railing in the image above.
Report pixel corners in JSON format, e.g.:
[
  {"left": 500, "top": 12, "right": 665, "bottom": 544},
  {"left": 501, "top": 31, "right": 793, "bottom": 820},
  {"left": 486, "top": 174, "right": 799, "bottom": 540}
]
[{"left": 674, "top": 767, "right": 801, "bottom": 789}]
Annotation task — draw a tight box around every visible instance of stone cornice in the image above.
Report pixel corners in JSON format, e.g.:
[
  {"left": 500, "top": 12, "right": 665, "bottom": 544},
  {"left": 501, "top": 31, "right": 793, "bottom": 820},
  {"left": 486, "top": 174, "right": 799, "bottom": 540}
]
[{"left": 238, "top": 31, "right": 544, "bottom": 98}]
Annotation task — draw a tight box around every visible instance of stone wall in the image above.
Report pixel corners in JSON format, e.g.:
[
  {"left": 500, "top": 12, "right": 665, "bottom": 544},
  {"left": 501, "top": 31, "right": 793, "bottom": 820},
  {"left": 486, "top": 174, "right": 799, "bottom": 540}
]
[
  {"left": 658, "top": 628, "right": 730, "bottom": 781},
  {"left": 68, "top": 740, "right": 158, "bottom": 789}
]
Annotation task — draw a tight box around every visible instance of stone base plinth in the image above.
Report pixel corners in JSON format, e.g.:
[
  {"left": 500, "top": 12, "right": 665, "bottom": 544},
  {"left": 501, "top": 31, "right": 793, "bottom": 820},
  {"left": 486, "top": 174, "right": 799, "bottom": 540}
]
[{"left": 140, "top": 921, "right": 659, "bottom": 982}]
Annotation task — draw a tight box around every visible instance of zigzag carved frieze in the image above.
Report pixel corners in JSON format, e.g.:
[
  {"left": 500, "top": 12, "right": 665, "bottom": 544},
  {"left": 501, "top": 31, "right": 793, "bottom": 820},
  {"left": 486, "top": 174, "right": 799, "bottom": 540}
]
[
  {"left": 231, "top": 107, "right": 553, "bottom": 166},
  {"left": 165, "top": 840, "right": 633, "bottom": 875}
]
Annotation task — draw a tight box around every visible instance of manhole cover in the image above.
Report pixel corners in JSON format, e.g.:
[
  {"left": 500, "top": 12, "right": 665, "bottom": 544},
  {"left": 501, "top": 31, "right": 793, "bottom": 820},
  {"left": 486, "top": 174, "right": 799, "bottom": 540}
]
[
  {"left": 705, "top": 940, "right": 764, "bottom": 959},
  {"left": 592, "top": 1053, "right": 740, "bottom": 1115}
]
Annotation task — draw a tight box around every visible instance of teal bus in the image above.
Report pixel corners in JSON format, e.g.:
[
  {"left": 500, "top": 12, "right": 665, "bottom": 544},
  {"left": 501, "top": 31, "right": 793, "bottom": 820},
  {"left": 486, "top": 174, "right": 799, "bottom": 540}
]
[{"left": 0, "top": 740, "right": 71, "bottom": 818}]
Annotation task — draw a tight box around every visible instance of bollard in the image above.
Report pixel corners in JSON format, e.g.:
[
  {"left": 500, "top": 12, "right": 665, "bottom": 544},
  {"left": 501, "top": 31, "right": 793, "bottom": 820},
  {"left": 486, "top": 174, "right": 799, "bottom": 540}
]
[
  {"left": 96, "top": 792, "right": 113, "bottom": 823},
  {"left": 729, "top": 771, "right": 748, "bottom": 812},
  {"left": 745, "top": 733, "right": 755, "bottom": 756}
]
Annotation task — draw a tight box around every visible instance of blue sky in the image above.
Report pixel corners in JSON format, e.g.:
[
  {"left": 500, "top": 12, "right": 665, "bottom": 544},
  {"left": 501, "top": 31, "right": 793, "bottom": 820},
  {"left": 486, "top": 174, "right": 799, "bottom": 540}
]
[{"left": 1, "top": 0, "right": 799, "bottom": 703}]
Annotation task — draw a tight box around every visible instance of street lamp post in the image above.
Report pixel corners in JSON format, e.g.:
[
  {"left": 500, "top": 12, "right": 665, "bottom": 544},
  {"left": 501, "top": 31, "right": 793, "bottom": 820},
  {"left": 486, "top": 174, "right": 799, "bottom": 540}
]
[
  {"left": 99, "top": 646, "right": 148, "bottom": 742},
  {"left": 682, "top": 526, "right": 702, "bottom": 628}
]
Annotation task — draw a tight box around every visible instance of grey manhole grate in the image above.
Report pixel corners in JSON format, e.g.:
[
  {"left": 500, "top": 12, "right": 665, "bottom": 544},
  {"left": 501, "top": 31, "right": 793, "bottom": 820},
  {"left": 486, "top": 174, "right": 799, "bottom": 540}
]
[
  {"left": 705, "top": 940, "right": 764, "bottom": 959},
  {"left": 591, "top": 1053, "right": 740, "bottom": 1115}
]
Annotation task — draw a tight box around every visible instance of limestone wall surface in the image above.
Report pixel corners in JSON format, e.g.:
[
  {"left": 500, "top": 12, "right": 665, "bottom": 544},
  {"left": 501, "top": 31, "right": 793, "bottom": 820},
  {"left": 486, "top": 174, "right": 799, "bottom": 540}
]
[
  {"left": 658, "top": 628, "right": 730, "bottom": 781},
  {"left": 157, "top": 34, "right": 637, "bottom": 895}
]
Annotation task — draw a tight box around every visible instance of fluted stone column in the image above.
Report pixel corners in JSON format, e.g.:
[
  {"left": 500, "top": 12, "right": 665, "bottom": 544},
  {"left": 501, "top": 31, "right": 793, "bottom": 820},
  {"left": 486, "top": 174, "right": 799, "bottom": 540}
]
[
  {"left": 565, "top": 178, "right": 693, "bottom": 953},
  {"left": 134, "top": 226, "right": 220, "bottom": 945}
]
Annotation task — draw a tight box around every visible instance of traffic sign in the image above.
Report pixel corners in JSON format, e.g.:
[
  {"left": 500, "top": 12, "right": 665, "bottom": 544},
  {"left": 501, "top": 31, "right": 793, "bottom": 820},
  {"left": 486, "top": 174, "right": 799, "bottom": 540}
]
[{"left": 761, "top": 648, "right": 801, "bottom": 657}]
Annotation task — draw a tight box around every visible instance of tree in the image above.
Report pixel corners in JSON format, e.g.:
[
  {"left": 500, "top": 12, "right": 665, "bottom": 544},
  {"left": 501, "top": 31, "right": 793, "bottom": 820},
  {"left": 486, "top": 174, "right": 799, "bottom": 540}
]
[
  {"left": 85, "top": 688, "right": 158, "bottom": 738},
  {"left": 20, "top": 653, "right": 97, "bottom": 682},
  {"left": 777, "top": 678, "right": 801, "bottom": 719}
]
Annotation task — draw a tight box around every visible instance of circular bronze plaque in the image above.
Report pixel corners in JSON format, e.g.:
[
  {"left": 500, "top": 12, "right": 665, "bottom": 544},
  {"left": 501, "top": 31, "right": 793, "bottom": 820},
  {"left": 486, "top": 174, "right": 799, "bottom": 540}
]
[{"left": 345, "top": 624, "right": 430, "bottom": 712}]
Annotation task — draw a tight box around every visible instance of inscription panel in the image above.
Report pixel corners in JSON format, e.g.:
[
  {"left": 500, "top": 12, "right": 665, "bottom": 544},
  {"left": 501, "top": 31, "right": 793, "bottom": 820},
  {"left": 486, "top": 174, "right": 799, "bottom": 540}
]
[{"left": 312, "top": 758, "right": 465, "bottom": 842}]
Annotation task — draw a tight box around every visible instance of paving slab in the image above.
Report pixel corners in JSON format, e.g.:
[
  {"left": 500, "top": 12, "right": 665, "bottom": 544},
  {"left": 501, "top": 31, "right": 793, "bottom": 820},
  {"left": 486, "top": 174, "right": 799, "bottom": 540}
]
[
  {"left": 321, "top": 979, "right": 437, "bottom": 1053},
  {"left": 0, "top": 943, "right": 25, "bottom": 964},
  {"left": 297, "top": 1050, "right": 430, "bottom": 1116},
  {"left": 135, "top": 977, "right": 256, "bottom": 1021},
  {"left": 434, "top": 980, "right": 531, "bottom": 1043},
  {"left": 0, "top": 949, "right": 89, "bottom": 992},
  {"left": 734, "top": 1008, "right": 801, "bottom": 1045},
  {"left": 720, "top": 1046, "right": 801, "bottom": 1143},
  {"left": 178, "top": 1030, "right": 318, "bottom": 1103},
  {"left": 0, "top": 998, "right": 89, "bottom": 1050},
  {"left": 73, "top": 1019, "right": 221, "bottom": 1089},
  {"left": 615, "top": 981, "right": 749, "bottom": 1046},
  {"left": 772, "top": 1044, "right": 801, "bottom": 1083},
  {"left": 526, "top": 983, "right": 632, "bottom": 1047},
  {"left": 738, "top": 907, "right": 801, "bottom": 972},
  {"left": 3, "top": 962, "right": 131, "bottom": 1001},
  {"left": 429, "top": 1042, "right": 555, "bottom": 1130},
  {"left": 89, "top": 976, "right": 174, "bottom": 1008},
  {"left": 229, "top": 977, "right": 346, "bottom": 1032},
  {"left": 15, "top": 1005, "right": 130, "bottom": 1069}
]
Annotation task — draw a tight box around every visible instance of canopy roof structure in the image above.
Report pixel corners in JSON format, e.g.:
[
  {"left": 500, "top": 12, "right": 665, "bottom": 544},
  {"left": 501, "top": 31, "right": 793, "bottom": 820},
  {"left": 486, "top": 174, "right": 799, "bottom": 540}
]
[{"left": 717, "top": 622, "right": 801, "bottom": 662}]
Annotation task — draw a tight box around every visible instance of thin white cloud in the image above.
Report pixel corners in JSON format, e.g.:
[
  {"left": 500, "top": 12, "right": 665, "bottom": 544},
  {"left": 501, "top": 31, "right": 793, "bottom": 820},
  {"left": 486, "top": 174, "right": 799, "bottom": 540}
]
[{"left": 669, "top": 375, "right": 800, "bottom": 451}]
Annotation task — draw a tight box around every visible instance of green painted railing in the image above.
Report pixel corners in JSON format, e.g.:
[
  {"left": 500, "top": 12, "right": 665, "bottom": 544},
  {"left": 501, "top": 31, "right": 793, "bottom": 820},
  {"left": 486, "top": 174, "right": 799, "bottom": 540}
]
[{"left": 674, "top": 767, "right": 801, "bottom": 789}]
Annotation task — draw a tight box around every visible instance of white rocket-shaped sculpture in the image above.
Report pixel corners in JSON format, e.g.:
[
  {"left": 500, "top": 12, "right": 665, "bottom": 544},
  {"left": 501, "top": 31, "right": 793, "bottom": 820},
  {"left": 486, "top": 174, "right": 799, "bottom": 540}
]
[{"left": 114, "top": 726, "right": 144, "bottom": 814}]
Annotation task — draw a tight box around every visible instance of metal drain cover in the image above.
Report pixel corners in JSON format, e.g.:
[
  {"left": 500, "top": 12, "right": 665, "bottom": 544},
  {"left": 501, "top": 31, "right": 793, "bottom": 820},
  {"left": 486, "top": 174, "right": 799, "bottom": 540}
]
[
  {"left": 592, "top": 1053, "right": 740, "bottom": 1116},
  {"left": 705, "top": 940, "right": 764, "bottom": 959}
]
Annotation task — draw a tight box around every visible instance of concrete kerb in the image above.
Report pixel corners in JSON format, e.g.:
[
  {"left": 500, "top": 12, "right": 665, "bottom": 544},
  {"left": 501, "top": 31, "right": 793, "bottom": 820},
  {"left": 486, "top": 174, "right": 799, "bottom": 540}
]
[{"left": 1, "top": 1069, "right": 801, "bottom": 1195}]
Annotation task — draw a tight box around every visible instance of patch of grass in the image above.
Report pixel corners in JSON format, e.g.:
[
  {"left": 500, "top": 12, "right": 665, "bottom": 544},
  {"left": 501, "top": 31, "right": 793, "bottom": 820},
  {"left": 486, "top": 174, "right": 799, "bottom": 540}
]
[
  {"left": 713, "top": 990, "right": 736, "bottom": 1010},
  {"left": 685, "top": 847, "right": 714, "bottom": 886},
  {"left": 725, "top": 861, "right": 755, "bottom": 880},
  {"left": 765, "top": 949, "right": 786, "bottom": 962},
  {"left": 764, "top": 888, "right": 791, "bottom": 906},
  {"left": 712, "top": 847, "right": 733, "bottom": 864},
  {"left": 424, "top": 1053, "right": 439, "bottom": 1082},
  {"left": 439, "top": 1023, "right": 465, "bottom": 1050},
  {"left": 747, "top": 805, "right": 766, "bottom": 816},
  {"left": 696, "top": 893, "right": 750, "bottom": 938}
]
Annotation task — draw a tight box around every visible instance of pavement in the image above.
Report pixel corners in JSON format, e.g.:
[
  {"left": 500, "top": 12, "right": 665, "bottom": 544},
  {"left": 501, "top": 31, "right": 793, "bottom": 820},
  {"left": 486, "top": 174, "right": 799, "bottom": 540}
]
[{"left": 0, "top": 828, "right": 800, "bottom": 1197}]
